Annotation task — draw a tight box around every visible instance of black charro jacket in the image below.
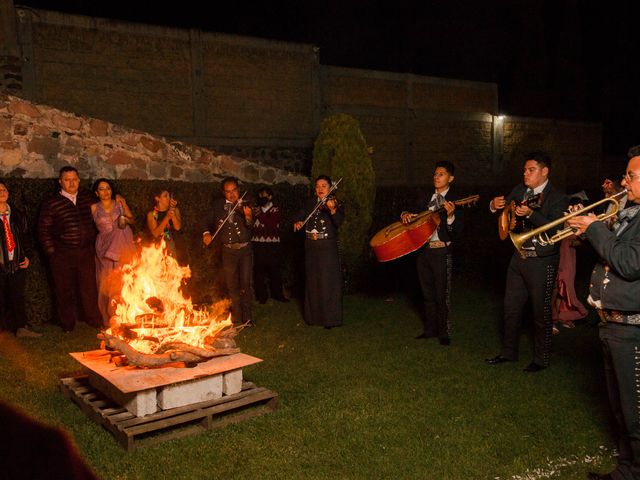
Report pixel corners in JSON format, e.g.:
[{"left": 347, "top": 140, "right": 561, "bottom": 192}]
[
  {"left": 586, "top": 209, "right": 640, "bottom": 312},
  {"left": 503, "top": 182, "right": 568, "bottom": 257}
]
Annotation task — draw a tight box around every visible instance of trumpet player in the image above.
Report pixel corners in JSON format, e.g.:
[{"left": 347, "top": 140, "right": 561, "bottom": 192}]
[
  {"left": 485, "top": 151, "right": 569, "bottom": 372},
  {"left": 567, "top": 147, "right": 640, "bottom": 480}
]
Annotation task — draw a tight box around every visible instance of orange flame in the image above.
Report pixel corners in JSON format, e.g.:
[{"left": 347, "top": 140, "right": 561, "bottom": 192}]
[{"left": 106, "top": 240, "right": 231, "bottom": 354}]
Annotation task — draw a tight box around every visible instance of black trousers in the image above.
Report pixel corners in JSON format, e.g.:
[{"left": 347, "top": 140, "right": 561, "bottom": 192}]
[
  {"left": 221, "top": 244, "right": 253, "bottom": 324},
  {"left": 416, "top": 246, "right": 452, "bottom": 339},
  {"left": 48, "top": 247, "right": 102, "bottom": 331},
  {"left": 252, "top": 242, "right": 286, "bottom": 303},
  {"left": 501, "top": 253, "right": 558, "bottom": 366},
  {"left": 600, "top": 323, "right": 640, "bottom": 480},
  {"left": 0, "top": 268, "right": 27, "bottom": 333}
]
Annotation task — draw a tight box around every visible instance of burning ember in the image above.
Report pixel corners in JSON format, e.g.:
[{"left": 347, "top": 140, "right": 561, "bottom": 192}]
[{"left": 98, "top": 240, "right": 240, "bottom": 368}]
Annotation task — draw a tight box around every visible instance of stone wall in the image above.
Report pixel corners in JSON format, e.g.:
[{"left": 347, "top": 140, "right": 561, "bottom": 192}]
[{"left": 0, "top": 94, "right": 308, "bottom": 184}]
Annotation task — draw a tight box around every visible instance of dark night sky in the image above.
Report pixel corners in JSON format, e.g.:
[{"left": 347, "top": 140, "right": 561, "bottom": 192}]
[{"left": 15, "top": 0, "right": 640, "bottom": 159}]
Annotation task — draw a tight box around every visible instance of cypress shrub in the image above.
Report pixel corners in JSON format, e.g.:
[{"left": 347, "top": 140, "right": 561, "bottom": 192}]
[{"left": 311, "top": 114, "right": 376, "bottom": 290}]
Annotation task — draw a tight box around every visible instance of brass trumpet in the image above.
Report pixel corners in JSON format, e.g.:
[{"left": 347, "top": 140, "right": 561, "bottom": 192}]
[{"left": 510, "top": 190, "right": 627, "bottom": 255}]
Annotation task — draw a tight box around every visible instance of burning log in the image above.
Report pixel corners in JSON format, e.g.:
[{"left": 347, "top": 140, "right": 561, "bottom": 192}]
[{"left": 99, "top": 332, "right": 240, "bottom": 368}]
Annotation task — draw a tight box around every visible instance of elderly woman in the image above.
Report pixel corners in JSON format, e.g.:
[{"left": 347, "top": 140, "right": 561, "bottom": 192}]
[
  {"left": 0, "top": 182, "right": 41, "bottom": 337},
  {"left": 294, "top": 175, "right": 345, "bottom": 328},
  {"left": 91, "top": 178, "right": 136, "bottom": 323}
]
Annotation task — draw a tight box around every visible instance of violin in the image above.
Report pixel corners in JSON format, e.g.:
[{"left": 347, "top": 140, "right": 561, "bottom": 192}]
[{"left": 319, "top": 194, "right": 338, "bottom": 212}]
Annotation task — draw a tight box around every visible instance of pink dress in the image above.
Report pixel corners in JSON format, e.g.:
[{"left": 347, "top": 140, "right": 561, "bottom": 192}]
[{"left": 93, "top": 202, "right": 135, "bottom": 323}]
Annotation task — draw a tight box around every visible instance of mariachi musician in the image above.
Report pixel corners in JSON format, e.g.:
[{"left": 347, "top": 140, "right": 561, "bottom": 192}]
[
  {"left": 203, "top": 176, "right": 253, "bottom": 326},
  {"left": 485, "top": 151, "right": 569, "bottom": 372},
  {"left": 401, "top": 160, "right": 462, "bottom": 345},
  {"left": 293, "top": 175, "right": 344, "bottom": 329}
]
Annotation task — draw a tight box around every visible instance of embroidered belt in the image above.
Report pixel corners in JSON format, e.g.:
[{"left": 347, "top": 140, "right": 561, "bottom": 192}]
[
  {"left": 306, "top": 232, "right": 329, "bottom": 240},
  {"left": 427, "top": 241, "right": 450, "bottom": 249},
  {"left": 223, "top": 242, "right": 249, "bottom": 250},
  {"left": 518, "top": 250, "right": 538, "bottom": 258},
  {"left": 598, "top": 309, "right": 640, "bottom": 326}
]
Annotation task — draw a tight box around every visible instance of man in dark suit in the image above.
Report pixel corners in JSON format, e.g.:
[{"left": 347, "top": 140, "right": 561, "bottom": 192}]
[
  {"left": 38, "top": 166, "right": 102, "bottom": 331},
  {"left": 568, "top": 146, "right": 640, "bottom": 480},
  {"left": 203, "top": 177, "right": 253, "bottom": 325},
  {"left": 401, "top": 160, "right": 462, "bottom": 345},
  {"left": 485, "top": 151, "right": 568, "bottom": 372}
]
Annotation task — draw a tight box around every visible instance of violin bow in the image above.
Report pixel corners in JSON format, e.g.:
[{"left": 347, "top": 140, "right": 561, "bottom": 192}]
[
  {"left": 299, "top": 178, "right": 343, "bottom": 229},
  {"left": 209, "top": 191, "right": 248, "bottom": 242}
]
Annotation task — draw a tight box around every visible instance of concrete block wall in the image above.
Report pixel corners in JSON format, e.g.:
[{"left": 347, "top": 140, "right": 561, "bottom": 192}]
[{"left": 4, "top": 4, "right": 603, "bottom": 188}]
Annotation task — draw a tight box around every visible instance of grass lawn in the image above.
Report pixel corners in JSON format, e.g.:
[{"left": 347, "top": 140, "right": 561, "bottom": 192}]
[{"left": 0, "top": 281, "right": 618, "bottom": 480}]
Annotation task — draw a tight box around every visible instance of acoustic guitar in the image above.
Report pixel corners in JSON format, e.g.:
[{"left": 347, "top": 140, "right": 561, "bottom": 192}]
[{"left": 370, "top": 195, "right": 480, "bottom": 262}]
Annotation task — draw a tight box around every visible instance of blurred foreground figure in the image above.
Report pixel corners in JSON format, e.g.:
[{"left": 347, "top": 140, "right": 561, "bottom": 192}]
[{"left": 0, "top": 400, "right": 98, "bottom": 479}]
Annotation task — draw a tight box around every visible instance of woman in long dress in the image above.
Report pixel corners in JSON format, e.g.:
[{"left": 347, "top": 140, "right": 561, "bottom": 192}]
[
  {"left": 91, "top": 178, "right": 136, "bottom": 324},
  {"left": 294, "top": 175, "right": 345, "bottom": 328}
]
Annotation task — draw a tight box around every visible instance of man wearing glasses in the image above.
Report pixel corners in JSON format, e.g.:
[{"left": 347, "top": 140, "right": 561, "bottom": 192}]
[{"left": 568, "top": 146, "right": 640, "bottom": 480}]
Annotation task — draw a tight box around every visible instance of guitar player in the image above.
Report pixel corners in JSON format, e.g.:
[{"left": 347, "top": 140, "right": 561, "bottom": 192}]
[
  {"left": 400, "top": 160, "right": 463, "bottom": 346},
  {"left": 485, "top": 151, "right": 569, "bottom": 372}
]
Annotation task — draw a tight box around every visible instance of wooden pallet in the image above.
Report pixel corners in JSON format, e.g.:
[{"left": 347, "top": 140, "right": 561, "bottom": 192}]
[{"left": 60, "top": 375, "right": 278, "bottom": 451}]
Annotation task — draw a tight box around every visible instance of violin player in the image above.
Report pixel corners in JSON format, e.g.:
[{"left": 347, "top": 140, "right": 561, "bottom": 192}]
[
  {"left": 401, "top": 160, "right": 462, "bottom": 345},
  {"left": 293, "top": 175, "right": 344, "bottom": 328},
  {"left": 203, "top": 177, "right": 254, "bottom": 326},
  {"left": 485, "top": 151, "right": 568, "bottom": 372}
]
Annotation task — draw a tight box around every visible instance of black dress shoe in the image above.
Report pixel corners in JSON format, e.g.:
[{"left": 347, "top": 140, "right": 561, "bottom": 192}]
[
  {"left": 523, "top": 362, "right": 546, "bottom": 373},
  {"left": 485, "top": 355, "right": 512, "bottom": 365},
  {"left": 274, "top": 297, "right": 290, "bottom": 303},
  {"left": 439, "top": 337, "right": 451, "bottom": 346},
  {"left": 587, "top": 472, "right": 612, "bottom": 480}
]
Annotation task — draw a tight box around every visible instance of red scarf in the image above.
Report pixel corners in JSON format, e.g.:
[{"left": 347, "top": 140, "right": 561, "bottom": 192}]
[{"left": 1, "top": 213, "right": 15, "bottom": 255}]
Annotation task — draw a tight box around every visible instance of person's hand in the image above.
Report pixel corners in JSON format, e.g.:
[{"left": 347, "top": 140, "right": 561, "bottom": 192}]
[
  {"left": 169, "top": 198, "right": 178, "bottom": 209},
  {"left": 491, "top": 196, "right": 506, "bottom": 210},
  {"left": 293, "top": 221, "right": 303, "bottom": 232},
  {"left": 203, "top": 233, "right": 213, "bottom": 246},
  {"left": 115, "top": 194, "right": 127, "bottom": 207},
  {"left": 401, "top": 212, "right": 416, "bottom": 224},
  {"left": 567, "top": 213, "right": 598, "bottom": 235},
  {"left": 567, "top": 203, "right": 584, "bottom": 214},
  {"left": 444, "top": 201, "right": 455, "bottom": 217},
  {"left": 19, "top": 257, "right": 29, "bottom": 269},
  {"left": 515, "top": 204, "right": 532, "bottom": 217},
  {"left": 242, "top": 205, "right": 252, "bottom": 218}
]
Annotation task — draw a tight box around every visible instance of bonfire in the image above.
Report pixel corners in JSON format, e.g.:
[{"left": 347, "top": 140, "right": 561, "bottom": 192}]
[{"left": 98, "top": 240, "right": 240, "bottom": 368}]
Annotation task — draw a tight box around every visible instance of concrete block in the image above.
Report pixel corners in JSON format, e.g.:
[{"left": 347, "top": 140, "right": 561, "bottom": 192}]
[
  {"left": 157, "top": 373, "right": 223, "bottom": 410},
  {"left": 223, "top": 369, "right": 243, "bottom": 396},
  {"left": 89, "top": 372, "right": 157, "bottom": 417}
]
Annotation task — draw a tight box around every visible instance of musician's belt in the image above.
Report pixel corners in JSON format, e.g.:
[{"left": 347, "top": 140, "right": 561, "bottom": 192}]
[
  {"left": 597, "top": 309, "right": 640, "bottom": 326},
  {"left": 306, "top": 232, "right": 329, "bottom": 240},
  {"left": 518, "top": 250, "right": 537, "bottom": 258},
  {"left": 223, "top": 242, "right": 249, "bottom": 250},
  {"left": 427, "top": 241, "right": 451, "bottom": 249}
]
